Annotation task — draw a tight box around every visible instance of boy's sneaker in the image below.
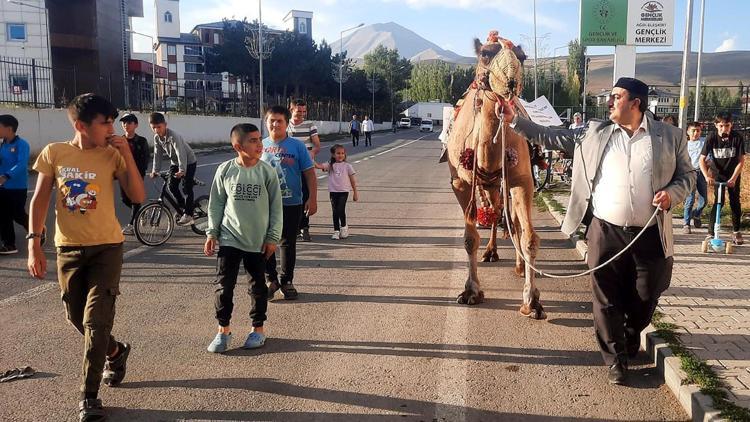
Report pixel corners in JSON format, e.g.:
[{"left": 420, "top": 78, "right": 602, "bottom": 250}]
[
  {"left": 121, "top": 224, "right": 134, "bottom": 235},
  {"left": 207, "top": 332, "right": 232, "bottom": 353},
  {"left": 693, "top": 216, "right": 702, "bottom": 228},
  {"left": 176, "top": 214, "right": 194, "bottom": 226},
  {"left": 0, "top": 245, "right": 18, "bottom": 255},
  {"left": 682, "top": 225, "right": 691, "bottom": 234},
  {"left": 243, "top": 332, "right": 266, "bottom": 349},
  {"left": 78, "top": 398, "right": 106, "bottom": 422},
  {"left": 280, "top": 282, "right": 298, "bottom": 300},
  {"left": 340, "top": 226, "right": 350, "bottom": 239},
  {"left": 733, "top": 232, "right": 744, "bottom": 245},
  {"left": 102, "top": 342, "right": 130, "bottom": 387},
  {"left": 331, "top": 231, "right": 340, "bottom": 240},
  {"left": 267, "top": 279, "right": 280, "bottom": 300},
  {"left": 301, "top": 228, "right": 311, "bottom": 242}
]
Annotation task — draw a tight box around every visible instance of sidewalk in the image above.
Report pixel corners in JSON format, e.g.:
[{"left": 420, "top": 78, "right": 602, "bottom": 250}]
[{"left": 546, "top": 192, "right": 750, "bottom": 420}]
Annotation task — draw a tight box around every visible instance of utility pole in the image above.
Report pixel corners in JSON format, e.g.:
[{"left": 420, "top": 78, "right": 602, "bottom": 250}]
[
  {"left": 533, "top": 0, "right": 538, "bottom": 99},
  {"left": 693, "top": 0, "right": 706, "bottom": 122},
  {"left": 678, "top": 0, "right": 695, "bottom": 129}
]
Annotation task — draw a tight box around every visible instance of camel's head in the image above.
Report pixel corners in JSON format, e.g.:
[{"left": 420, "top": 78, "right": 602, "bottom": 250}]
[{"left": 473, "top": 37, "right": 526, "bottom": 100}]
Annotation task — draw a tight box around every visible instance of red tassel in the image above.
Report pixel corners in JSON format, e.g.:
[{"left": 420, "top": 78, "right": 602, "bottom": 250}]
[
  {"left": 477, "top": 206, "right": 498, "bottom": 227},
  {"left": 460, "top": 148, "right": 475, "bottom": 170}
]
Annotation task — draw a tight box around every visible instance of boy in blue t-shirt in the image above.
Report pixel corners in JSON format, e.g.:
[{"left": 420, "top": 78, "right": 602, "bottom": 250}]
[
  {"left": 682, "top": 121, "right": 707, "bottom": 234},
  {"left": 261, "top": 105, "right": 317, "bottom": 300},
  {"left": 0, "top": 114, "right": 30, "bottom": 254}
]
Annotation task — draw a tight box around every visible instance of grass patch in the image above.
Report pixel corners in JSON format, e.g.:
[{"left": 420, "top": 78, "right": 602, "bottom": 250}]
[{"left": 651, "top": 311, "right": 750, "bottom": 421}]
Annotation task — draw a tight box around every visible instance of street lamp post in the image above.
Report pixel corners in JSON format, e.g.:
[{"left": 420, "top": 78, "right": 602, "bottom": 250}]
[
  {"left": 693, "top": 0, "right": 706, "bottom": 122},
  {"left": 550, "top": 44, "right": 568, "bottom": 108},
  {"left": 339, "top": 23, "right": 364, "bottom": 133},
  {"left": 126, "top": 29, "right": 157, "bottom": 110},
  {"left": 532, "top": 0, "right": 538, "bottom": 99}
]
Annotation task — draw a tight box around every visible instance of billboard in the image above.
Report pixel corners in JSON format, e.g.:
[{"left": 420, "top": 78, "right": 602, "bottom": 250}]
[{"left": 580, "top": 0, "right": 674, "bottom": 46}]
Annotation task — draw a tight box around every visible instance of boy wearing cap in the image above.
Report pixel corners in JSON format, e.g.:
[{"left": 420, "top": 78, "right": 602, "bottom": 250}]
[
  {"left": 119, "top": 113, "right": 149, "bottom": 234},
  {"left": 0, "top": 114, "right": 30, "bottom": 254},
  {"left": 499, "top": 77, "right": 694, "bottom": 385}
]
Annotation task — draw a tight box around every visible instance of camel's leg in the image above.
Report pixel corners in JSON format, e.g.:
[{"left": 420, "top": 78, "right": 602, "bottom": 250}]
[
  {"left": 451, "top": 176, "right": 484, "bottom": 305},
  {"left": 481, "top": 188, "right": 500, "bottom": 262},
  {"left": 510, "top": 185, "right": 545, "bottom": 320}
]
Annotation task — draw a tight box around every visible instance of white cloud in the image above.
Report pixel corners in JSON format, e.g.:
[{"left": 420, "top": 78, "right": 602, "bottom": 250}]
[{"left": 715, "top": 36, "right": 737, "bottom": 52}]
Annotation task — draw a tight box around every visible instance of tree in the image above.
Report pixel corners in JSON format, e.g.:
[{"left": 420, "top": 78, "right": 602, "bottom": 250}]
[
  {"left": 362, "top": 46, "right": 413, "bottom": 121},
  {"left": 566, "top": 39, "right": 586, "bottom": 104}
]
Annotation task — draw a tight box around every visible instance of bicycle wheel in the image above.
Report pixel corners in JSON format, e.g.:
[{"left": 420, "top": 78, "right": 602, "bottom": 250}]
[
  {"left": 134, "top": 202, "right": 174, "bottom": 246},
  {"left": 534, "top": 152, "right": 553, "bottom": 192},
  {"left": 191, "top": 195, "right": 209, "bottom": 236}
]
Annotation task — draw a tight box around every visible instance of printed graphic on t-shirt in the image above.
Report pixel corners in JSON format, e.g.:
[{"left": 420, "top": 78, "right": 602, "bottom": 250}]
[
  {"left": 231, "top": 183, "right": 262, "bottom": 201},
  {"left": 59, "top": 167, "right": 99, "bottom": 214},
  {"left": 712, "top": 147, "right": 736, "bottom": 159},
  {"left": 264, "top": 146, "right": 294, "bottom": 199}
]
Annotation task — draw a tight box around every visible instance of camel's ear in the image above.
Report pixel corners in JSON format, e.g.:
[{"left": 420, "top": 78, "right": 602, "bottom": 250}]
[
  {"left": 474, "top": 38, "right": 483, "bottom": 56},
  {"left": 513, "top": 45, "right": 527, "bottom": 64}
]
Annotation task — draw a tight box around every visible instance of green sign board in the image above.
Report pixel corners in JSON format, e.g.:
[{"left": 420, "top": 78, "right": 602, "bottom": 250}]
[{"left": 580, "top": 0, "right": 628, "bottom": 46}]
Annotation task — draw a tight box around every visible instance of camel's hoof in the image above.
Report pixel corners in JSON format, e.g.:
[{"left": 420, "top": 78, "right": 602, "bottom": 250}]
[
  {"left": 457, "top": 289, "right": 485, "bottom": 305},
  {"left": 519, "top": 303, "right": 547, "bottom": 320},
  {"left": 481, "top": 250, "right": 500, "bottom": 262}
]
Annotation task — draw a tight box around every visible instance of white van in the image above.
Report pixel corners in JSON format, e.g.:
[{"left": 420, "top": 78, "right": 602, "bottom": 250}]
[
  {"left": 420, "top": 119, "right": 434, "bottom": 132},
  {"left": 398, "top": 117, "right": 411, "bottom": 128}
]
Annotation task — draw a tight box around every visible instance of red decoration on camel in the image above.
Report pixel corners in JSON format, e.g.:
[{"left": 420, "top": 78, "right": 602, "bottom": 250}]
[
  {"left": 459, "top": 148, "right": 475, "bottom": 170},
  {"left": 477, "top": 206, "right": 498, "bottom": 227}
]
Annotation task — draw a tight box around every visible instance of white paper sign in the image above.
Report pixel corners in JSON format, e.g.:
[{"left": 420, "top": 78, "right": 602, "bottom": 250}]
[
  {"left": 518, "top": 96, "right": 563, "bottom": 127},
  {"left": 626, "top": 0, "right": 675, "bottom": 46}
]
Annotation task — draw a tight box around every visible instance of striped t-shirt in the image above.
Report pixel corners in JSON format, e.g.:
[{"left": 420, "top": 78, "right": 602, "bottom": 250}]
[{"left": 288, "top": 120, "right": 318, "bottom": 150}]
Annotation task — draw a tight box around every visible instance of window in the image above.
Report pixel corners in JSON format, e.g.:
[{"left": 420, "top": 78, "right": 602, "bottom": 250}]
[
  {"left": 164, "top": 11, "right": 172, "bottom": 23},
  {"left": 185, "top": 63, "right": 204, "bottom": 73},
  {"left": 167, "top": 44, "right": 176, "bottom": 55},
  {"left": 9, "top": 75, "right": 29, "bottom": 92},
  {"left": 213, "top": 33, "right": 220, "bottom": 44},
  {"left": 168, "top": 63, "right": 176, "bottom": 73},
  {"left": 7, "top": 23, "right": 26, "bottom": 41},
  {"left": 184, "top": 46, "right": 202, "bottom": 56},
  {"left": 298, "top": 20, "right": 307, "bottom": 34}
]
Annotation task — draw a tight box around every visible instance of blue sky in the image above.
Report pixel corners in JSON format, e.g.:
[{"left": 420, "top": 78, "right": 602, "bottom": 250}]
[{"left": 132, "top": 0, "right": 748, "bottom": 58}]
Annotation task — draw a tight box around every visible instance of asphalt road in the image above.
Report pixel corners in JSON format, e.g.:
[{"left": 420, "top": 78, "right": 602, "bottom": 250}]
[{"left": 0, "top": 128, "right": 687, "bottom": 421}]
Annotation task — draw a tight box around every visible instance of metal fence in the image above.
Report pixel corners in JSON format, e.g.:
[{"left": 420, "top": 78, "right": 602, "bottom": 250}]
[{"left": 0, "top": 57, "right": 54, "bottom": 108}]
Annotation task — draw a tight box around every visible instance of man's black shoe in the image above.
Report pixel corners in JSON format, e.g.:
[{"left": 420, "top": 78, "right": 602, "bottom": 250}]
[
  {"left": 608, "top": 362, "right": 628, "bottom": 385},
  {"left": 79, "top": 398, "right": 106, "bottom": 422},
  {"left": 102, "top": 342, "right": 130, "bottom": 387}
]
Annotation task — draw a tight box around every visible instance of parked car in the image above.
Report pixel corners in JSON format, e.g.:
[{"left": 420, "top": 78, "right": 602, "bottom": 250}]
[
  {"left": 420, "top": 119, "right": 434, "bottom": 132},
  {"left": 398, "top": 117, "right": 411, "bottom": 128}
]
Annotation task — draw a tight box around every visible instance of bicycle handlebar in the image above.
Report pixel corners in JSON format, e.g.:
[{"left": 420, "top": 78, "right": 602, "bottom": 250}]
[{"left": 153, "top": 171, "right": 205, "bottom": 186}]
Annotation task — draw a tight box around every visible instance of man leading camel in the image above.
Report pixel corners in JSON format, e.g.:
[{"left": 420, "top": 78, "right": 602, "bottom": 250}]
[{"left": 499, "top": 77, "right": 694, "bottom": 385}]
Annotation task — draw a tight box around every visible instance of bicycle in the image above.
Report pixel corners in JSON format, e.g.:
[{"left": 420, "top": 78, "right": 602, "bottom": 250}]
[
  {"left": 134, "top": 171, "right": 209, "bottom": 246},
  {"left": 534, "top": 150, "right": 572, "bottom": 192}
]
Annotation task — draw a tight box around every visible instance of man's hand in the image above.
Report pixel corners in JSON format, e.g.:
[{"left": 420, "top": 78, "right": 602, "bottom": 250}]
[
  {"left": 496, "top": 98, "right": 516, "bottom": 124},
  {"left": 107, "top": 135, "right": 131, "bottom": 156},
  {"left": 353, "top": 191, "right": 359, "bottom": 202},
  {"left": 149, "top": 171, "right": 158, "bottom": 179},
  {"left": 174, "top": 171, "right": 185, "bottom": 179},
  {"left": 728, "top": 177, "right": 737, "bottom": 188},
  {"left": 652, "top": 191, "right": 672, "bottom": 210},
  {"left": 305, "top": 199, "right": 317, "bottom": 217},
  {"left": 0, "top": 175, "right": 6, "bottom": 186},
  {"left": 261, "top": 242, "right": 277, "bottom": 260},
  {"left": 204, "top": 237, "right": 218, "bottom": 256},
  {"left": 27, "top": 241, "right": 46, "bottom": 279}
]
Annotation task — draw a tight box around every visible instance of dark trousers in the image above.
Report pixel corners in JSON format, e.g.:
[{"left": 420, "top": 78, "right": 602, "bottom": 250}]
[
  {"left": 330, "top": 192, "right": 349, "bottom": 231},
  {"left": 708, "top": 177, "right": 742, "bottom": 235},
  {"left": 300, "top": 177, "right": 310, "bottom": 230},
  {"left": 265, "top": 205, "right": 303, "bottom": 284},
  {"left": 214, "top": 246, "right": 268, "bottom": 327},
  {"left": 169, "top": 162, "right": 196, "bottom": 215},
  {"left": 56, "top": 243, "right": 123, "bottom": 393},
  {"left": 0, "top": 188, "right": 28, "bottom": 248},
  {"left": 587, "top": 218, "right": 672, "bottom": 366},
  {"left": 351, "top": 129, "right": 360, "bottom": 146},
  {"left": 121, "top": 184, "right": 143, "bottom": 226},
  {"left": 364, "top": 131, "right": 372, "bottom": 146}
]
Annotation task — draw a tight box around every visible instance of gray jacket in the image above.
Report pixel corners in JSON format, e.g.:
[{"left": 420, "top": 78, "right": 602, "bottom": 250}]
[
  {"left": 512, "top": 114, "right": 695, "bottom": 257},
  {"left": 152, "top": 128, "right": 197, "bottom": 173}
]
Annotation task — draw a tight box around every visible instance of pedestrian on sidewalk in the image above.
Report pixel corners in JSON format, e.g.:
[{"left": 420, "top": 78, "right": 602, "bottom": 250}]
[
  {"left": 118, "top": 113, "right": 149, "bottom": 235},
  {"left": 287, "top": 99, "right": 321, "bottom": 242},
  {"left": 349, "top": 114, "right": 360, "bottom": 147},
  {"left": 700, "top": 112, "right": 745, "bottom": 245},
  {"left": 27, "top": 93, "right": 145, "bottom": 421},
  {"left": 499, "top": 77, "right": 694, "bottom": 386},
  {"left": 149, "top": 112, "right": 198, "bottom": 226},
  {"left": 682, "top": 121, "right": 707, "bottom": 234},
  {"left": 316, "top": 144, "right": 358, "bottom": 239},
  {"left": 262, "top": 105, "right": 317, "bottom": 300},
  {"left": 204, "top": 123, "right": 282, "bottom": 353},
  {"left": 0, "top": 114, "right": 30, "bottom": 254},
  {"left": 362, "top": 115, "right": 374, "bottom": 147}
]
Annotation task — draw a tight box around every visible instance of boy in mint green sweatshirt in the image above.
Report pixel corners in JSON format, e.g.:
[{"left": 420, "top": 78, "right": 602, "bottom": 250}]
[{"left": 204, "top": 123, "right": 282, "bottom": 353}]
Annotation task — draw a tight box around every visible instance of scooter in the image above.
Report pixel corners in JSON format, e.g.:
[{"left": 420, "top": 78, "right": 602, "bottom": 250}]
[{"left": 701, "top": 182, "right": 733, "bottom": 254}]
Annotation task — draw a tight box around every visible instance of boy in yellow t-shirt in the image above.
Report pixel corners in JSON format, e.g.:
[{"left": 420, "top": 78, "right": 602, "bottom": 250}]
[{"left": 27, "top": 93, "right": 145, "bottom": 422}]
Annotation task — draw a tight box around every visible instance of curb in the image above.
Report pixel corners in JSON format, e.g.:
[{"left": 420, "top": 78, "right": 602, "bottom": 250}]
[{"left": 539, "top": 194, "right": 725, "bottom": 422}]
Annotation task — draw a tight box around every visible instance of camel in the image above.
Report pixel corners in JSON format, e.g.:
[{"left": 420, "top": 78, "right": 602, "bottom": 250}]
[{"left": 445, "top": 36, "right": 545, "bottom": 319}]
